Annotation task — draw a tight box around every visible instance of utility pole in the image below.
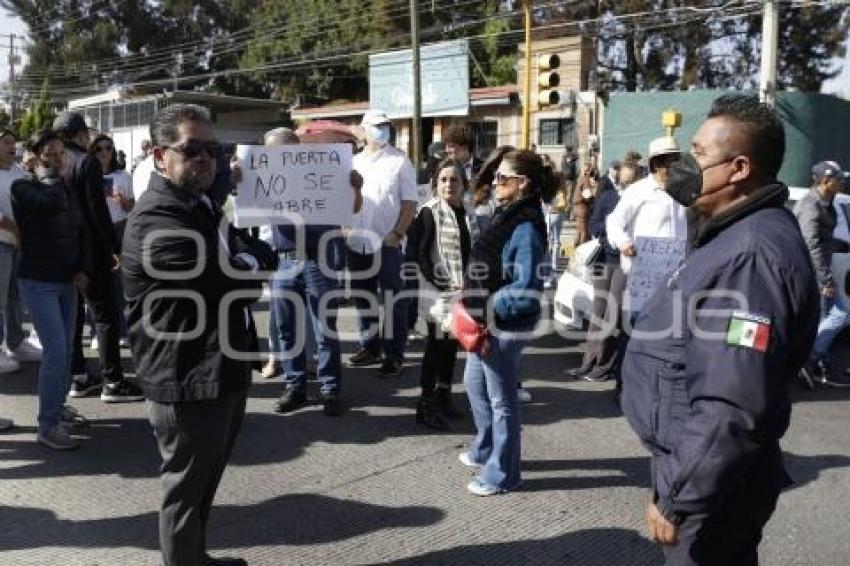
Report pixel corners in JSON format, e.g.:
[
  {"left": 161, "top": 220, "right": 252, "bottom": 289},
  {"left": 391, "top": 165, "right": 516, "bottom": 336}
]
[
  {"left": 521, "top": 0, "right": 532, "bottom": 149},
  {"left": 759, "top": 0, "right": 779, "bottom": 107},
  {"left": 410, "top": 0, "right": 422, "bottom": 169},
  {"left": 7, "top": 34, "right": 16, "bottom": 124}
]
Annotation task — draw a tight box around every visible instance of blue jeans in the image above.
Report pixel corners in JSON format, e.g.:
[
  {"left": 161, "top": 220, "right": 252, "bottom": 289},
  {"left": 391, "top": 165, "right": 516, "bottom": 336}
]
[
  {"left": 268, "top": 273, "right": 316, "bottom": 362},
  {"left": 463, "top": 332, "right": 524, "bottom": 490},
  {"left": 271, "top": 258, "right": 341, "bottom": 394},
  {"left": 0, "top": 243, "right": 25, "bottom": 350},
  {"left": 18, "top": 278, "right": 77, "bottom": 430},
  {"left": 348, "top": 246, "right": 408, "bottom": 361},
  {"left": 811, "top": 296, "right": 850, "bottom": 362}
]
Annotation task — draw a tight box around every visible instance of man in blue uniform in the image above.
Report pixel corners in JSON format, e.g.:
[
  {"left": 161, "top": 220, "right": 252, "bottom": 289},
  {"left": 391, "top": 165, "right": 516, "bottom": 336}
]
[{"left": 621, "top": 94, "right": 819, "bottom": 564}]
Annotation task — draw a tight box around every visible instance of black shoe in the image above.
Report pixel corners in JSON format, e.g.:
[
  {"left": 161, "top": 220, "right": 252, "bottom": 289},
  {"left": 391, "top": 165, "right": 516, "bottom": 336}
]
[
  {"left": 274, "top": 387, "right": 307, "bottom": 413},
  {"left": 348, "top": 348, "right": 382, "bottom": 367},
  {"left": 202, "top": 554, "right": 247, "bottom": 566},
  {"left": 580, "top": 369, "right": 611, "bottom": 383},
  {"left": 100, "top": 380, "right": 144, "bottom": 403},
  {"left": 69, "top": 373, "right": 103, "bottom": 398},
  {"left": 378, "top": 359, "right": 403, "bottom": 378},
  {"left": 415, "top": 397, "right": 449, "bottom": 431},
  {"left": 566, "top": 363, "right": 594, "bottom": 379},
  {"left": 799, "top": 362, "right": 819, "bottom": 391},
  {"left": 321, "top": 391, "right": 343, "bottom": 416},
  {"left": 819, "top": 364, "right": 850, "bottom": 388},
  {"left": 435, "top": 388, "right": 464, "bottom": 419}
]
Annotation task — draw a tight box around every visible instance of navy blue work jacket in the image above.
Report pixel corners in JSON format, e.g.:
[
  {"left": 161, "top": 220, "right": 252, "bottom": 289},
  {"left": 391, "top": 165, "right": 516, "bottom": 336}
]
[{"left": 621, "top": 183, "right": 819, "bottom": 523}]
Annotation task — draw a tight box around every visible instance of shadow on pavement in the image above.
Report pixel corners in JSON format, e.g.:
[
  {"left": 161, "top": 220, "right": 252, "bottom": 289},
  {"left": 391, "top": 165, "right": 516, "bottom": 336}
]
[
  {"left": 392, "top": 527, "right": 663, "bottom": 566},
  {"left": 0, "top": 494, "right": 444, "bottom": 552},
  {"left": 521, "top": 457, "right": 649, "bottom": 492},
  {"left": 783, "top": 451, "right": 850, "bottom": 491}
]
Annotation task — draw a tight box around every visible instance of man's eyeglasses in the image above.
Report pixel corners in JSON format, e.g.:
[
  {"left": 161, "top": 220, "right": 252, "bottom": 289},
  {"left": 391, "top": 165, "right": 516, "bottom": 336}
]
[
  {"left": 164, "top": 139, "right": 223, "bottom": 160},
  {"left": 494, "top": 171, "right": 524, "bottom": 185}
]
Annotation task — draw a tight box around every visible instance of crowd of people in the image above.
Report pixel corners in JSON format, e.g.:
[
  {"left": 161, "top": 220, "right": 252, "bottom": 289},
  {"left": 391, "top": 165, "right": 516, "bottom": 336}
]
[{"left": 0, "top": 93, "right": 846, "bottom": 565}]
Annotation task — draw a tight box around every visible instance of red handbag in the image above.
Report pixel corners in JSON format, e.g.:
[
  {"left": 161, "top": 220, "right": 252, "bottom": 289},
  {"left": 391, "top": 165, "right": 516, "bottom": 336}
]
[{"left": 452, "top": 300, "right": 490, "bottom": 355}]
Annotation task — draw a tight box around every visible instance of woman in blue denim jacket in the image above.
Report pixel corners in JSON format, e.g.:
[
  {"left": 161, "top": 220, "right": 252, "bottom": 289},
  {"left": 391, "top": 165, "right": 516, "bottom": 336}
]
[{"left": 459, "top": 149, "right": 557, "bottom": 495}]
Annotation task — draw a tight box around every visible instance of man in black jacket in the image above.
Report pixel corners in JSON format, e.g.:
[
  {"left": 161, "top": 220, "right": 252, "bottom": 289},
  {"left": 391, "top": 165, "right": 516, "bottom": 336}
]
[
  {"left": 122, "top": 104, "right": 276, "bottom": 566},
  {"left": 54, "top": 111, "right": 144, "bottom": 403},
  {"left": 568, "top": 162, "right": 637, "bottom": 383},
  {"left": 622, "top": 94, "right": 819, "bottom": 565}
]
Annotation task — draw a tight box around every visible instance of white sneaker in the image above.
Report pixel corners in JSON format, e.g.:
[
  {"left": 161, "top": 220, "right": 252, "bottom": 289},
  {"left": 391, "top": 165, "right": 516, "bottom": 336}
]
[
  {"left": 10, "top": 341, "right": 42, "bottom": 362},
  {"left": 0, "top": 353, "right": 20, "bottom": 374},
  {"left": 517, "top": 387, "right": 532, "bottom": 403},
  {"left": 90, "top": 337, "right": 99, "bottom": 350},
  {"left": 458, "top": 451, "right": 479, "bottom": 468}
]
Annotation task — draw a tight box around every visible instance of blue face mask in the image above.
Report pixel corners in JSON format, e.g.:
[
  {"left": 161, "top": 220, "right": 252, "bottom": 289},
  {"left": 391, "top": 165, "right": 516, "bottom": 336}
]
[{"left": 365, "top": 124, "right": 391, "bottom": 146}]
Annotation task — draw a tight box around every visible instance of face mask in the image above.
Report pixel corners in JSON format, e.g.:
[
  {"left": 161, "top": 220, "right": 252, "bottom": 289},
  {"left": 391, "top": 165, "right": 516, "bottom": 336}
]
[
  {"left": 666, "top": 153, "right": 732, "bottom": 208},
  {"left": 365, "top": 124, "right": 391, "bottom": 146}
]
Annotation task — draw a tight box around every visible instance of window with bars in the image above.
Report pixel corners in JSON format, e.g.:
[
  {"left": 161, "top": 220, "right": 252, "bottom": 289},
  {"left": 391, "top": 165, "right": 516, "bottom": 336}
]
[
  {"left": 538, "top": 118, "right": 576, "bottom": 147},
  {"left": 470, "top": 120, "right": 498, "bottom": 159}
]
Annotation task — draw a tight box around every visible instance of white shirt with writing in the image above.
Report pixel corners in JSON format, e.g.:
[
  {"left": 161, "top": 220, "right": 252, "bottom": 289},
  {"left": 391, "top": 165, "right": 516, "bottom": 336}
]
[
  {"left": 349, "top": 145, "right": 417, "bottom": 254},
  {"left": 605, "top": 174, "right": 688, "bottom": 275}
]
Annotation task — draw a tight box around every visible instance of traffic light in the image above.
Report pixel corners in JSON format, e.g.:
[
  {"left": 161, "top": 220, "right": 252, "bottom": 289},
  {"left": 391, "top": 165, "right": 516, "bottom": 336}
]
[{"left": 537, "top": 53, "right": 560, "bottom": 107}]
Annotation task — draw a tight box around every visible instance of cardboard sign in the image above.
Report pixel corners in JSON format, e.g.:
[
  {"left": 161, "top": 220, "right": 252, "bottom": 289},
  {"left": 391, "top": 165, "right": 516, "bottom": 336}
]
[
  {"left": 233, "top": 144, "right": 354, "bottom": 228},
  {"left": 625, "top": 236, "right": 687, "bottom": 313}
]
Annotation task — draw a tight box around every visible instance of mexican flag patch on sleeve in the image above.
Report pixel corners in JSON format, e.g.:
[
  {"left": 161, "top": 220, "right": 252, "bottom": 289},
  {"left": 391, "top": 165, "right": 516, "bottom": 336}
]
[{"left": 726, "top": 311, "right": 771, "bottom": 353}]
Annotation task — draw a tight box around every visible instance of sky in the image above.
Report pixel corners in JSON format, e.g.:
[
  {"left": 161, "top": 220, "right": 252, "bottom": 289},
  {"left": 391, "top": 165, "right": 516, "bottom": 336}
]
[{"left": 1, "top": 9, "right": 848, "bottom": 96}]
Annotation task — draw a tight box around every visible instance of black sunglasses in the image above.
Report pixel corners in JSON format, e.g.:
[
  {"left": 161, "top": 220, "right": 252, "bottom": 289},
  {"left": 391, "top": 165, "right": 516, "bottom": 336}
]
[{"left": 164, "top": 139, "right": 222, "bottom": 160}]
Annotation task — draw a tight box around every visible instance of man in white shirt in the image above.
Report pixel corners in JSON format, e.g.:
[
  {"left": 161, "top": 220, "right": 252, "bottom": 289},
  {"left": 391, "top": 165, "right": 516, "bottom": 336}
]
[
  {"left": 0, "top": 128, "right": 42, "bottom": 374},
  {"left": 348, "top": 110, "right": 418, "bottom": 377},
  {"left": 606, "top": 136, "right": 688, "bottom": 280}
]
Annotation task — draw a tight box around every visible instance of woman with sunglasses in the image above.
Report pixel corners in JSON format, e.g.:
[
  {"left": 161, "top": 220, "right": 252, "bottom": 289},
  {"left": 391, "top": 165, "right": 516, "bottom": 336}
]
[
  {"left": 12, "top": 130, "right": 89, "bottom": 450},
  {"left": 89, "top": 134, "right": 134, "bottom": 344},
  {"left": 90, "top": 135, "right": 134, "bottom": 245},
  {"left": 409, "top": 158, "right": 479, "bottom": 430},
  {"left": 459, "top": 149, "right": 557, "bottom": 496}
]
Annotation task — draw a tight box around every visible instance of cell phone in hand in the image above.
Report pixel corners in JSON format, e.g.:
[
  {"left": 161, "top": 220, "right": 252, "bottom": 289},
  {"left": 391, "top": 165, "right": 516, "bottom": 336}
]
[{"left": 102, "top": 176, "right": 114, "bottom": 198}]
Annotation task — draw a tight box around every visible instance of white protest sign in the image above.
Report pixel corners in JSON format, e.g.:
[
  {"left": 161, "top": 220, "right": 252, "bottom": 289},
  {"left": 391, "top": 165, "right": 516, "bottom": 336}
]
[
  {"left": 233, "top": 144, "right": 354, "bottom": 228},
  {"left": 624, "top": 236, "right": 687, "bottom": 313}
]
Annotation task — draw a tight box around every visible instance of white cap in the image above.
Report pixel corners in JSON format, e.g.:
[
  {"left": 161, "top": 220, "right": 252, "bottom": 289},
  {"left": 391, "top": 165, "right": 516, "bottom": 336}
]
[
  {"left": 648, "top": 136, "right": 680, "bottom": 159},
  {"left": 361, "top": 109, "right": 391, "bottom": 127}
]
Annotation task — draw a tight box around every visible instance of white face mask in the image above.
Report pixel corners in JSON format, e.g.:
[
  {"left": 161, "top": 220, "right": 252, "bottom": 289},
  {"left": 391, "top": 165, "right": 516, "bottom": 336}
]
[{"left": 364, "top": 124, "right": 391, "bottom": 146}]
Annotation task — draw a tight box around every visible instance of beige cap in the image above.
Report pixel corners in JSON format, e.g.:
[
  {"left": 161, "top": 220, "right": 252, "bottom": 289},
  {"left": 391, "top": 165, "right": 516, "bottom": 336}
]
[{"left": 648, "top": 136, "right": 680, "bottom": 159}]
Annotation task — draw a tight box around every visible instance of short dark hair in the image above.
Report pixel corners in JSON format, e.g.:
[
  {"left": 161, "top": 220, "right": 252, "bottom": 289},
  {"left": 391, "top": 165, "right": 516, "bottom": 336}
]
[
  {"left": 443, "top": 124, "right": 474, "bottom": 151},
  {"left": 27, "top": 129, "right": 62, "bottom": 155},
  {"left": 149, "top": 103, "right": 213, "bottom": 148},
  {"left": 707, "top": 94, "right": 785, "bottom": 178}
]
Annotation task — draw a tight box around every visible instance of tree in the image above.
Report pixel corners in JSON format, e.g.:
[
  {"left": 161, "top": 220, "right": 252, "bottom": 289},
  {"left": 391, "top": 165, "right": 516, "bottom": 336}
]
[{"left": 17, "top": 79, "right": 54, "bottom": 139}]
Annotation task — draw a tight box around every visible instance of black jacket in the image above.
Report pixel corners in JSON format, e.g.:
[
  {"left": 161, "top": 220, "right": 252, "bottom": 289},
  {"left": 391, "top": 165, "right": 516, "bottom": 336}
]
[
  {"left": 588, "top": 186, "right": 620, "bottom": 264},
  {"left": 63, "top": 142, "right": 116, "bottom": 271},
  {"left": 11, "top": 173, "right": 85, "bottom": 282},
  {"left": 122, "top": 173, "right": 276, "bottom": 402},
  {"left": 622, "top": 183, "right": 819, "bottom": 523}
]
